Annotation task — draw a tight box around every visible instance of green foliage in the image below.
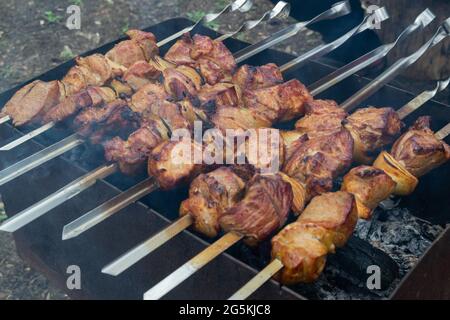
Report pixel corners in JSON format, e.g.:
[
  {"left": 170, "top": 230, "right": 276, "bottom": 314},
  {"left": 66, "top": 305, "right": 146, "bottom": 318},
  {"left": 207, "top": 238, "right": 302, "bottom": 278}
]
[
  {"left": 121, "top": 22, "right": 130, "bottom": 34},
  {"left": 69, "top": 0, "right": 83, "bottom": 5},
  {"left": 44, "top": 11, "right": 62, "bottom": 23},
  {"left": 186, "top": 10, "right": 220, "bottom": 31},
  {"left": 59, "top": 46, "right": 75, "bottom": 60}
]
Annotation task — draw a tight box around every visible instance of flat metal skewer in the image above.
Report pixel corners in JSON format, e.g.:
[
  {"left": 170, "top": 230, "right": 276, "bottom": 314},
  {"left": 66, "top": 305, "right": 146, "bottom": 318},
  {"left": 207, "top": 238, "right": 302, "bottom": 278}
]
[
  {"left": 62, "top": 177, "right": 159, "bottom": 240},
  {"left": 102, "top": 214, "right": 194, "bottom": 276},
  {"left": 143, "top": 231, "right": 243, "bottom": 300},
  {"left": 308, "top": 8, "right": 435, "bottom": 96},
  {"left": 3, "top": 5, "right": 359, "bottom": 234},
  {"left": 279, "top": 7, "right": 389, "bottom": 73},
  {"left": 0, "top": 133, "right": 84, "bottom": 187},
  {"left": 0, "top": 163, "right": 118, "bottom": 232},
  {"left": 228, "top": 259, "right": 283, "bottom": 300},
  {"left": 156, "top": 0, "right": 253, "bottom": 47},
  {"left": 234, "top": 0, "right": 352, "bottom": 63},
  {"left": 229, "top": 121, "right": 450, "bottom": 300},
  {"left": 0, "top": 121, "right": 56, "bottom": 151},
  {"left": 0, "top": 115, "right": 10, "bottom": 124},
  {"left": 341, "top": 17, "right": 450, "bottom": 112},
  {"left": 216, "top": 1, "right": 291, "bottom": 42}
]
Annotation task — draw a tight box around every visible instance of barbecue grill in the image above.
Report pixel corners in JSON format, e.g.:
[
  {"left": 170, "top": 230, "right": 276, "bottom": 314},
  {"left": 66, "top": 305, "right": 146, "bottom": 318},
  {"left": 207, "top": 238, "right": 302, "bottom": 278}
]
[{"left": 0, "top": 14, "right": 449, "bottom": 300}]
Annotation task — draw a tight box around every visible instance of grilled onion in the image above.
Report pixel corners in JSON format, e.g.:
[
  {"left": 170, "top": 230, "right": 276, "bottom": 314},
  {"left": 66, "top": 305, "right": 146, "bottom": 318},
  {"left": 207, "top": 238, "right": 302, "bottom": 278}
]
[
  {"left": 373, "top": 151, "right": 418, "bottom": 196},
  {"left": 279, "top": 172, "right": 307, "bottom": 215}
]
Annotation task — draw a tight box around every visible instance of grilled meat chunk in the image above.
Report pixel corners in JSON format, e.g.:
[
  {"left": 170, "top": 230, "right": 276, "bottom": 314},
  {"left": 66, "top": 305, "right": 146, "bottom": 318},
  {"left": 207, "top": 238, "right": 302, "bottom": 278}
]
[
  {"left": 104, "top": 118, "right": 169, "bottom": 175},
  {"left": 283, "top": 129, "right": 354, "bottom": 200},
  {"left": 344, "top": 107, "right": 403, "bottom": 163},
  {"left": 390, "top": 116, "right": 450, "bottom": 177},
  {"left": 244, "top": 79, "right": 312, "bottom": 123},
  {"left": 1, "top": 80, "right": 65, "bottom": 126},
  {"left": 163, "top": 67, "right": 200, "bottom": 100},
  {"left": 219, "top": 174, "right": 293, "bottom": 245},
  {"left": 232, "top": 63, "right": 283, "bottom": 91},
  {"left": 164, "top": 33, "right": 236, "bottom": 85},
  {"left": 341, "top": 165, "right": 396, "bottom": 219},
  {"left": 272, "top": 191, "right": 357, "bottom": 284},
  {"left": 105, "top": 30, "right": 158, "bottom": 68},
  {"left": 148, "top": 138, "right": 204, "bottom": 190},
  {"left": 43, "top": 86, "right": 116, "bottom": 123},
  {"left": 197, "top": 83, "right": 240, "bottom": 110},
  {"left": 74, "top": 99, "right": 140, "bottom": 142},
  {"left": 180, "top": 167, "right": 247, "bottom": 238},
  {"left": 122, "top": 60, "right": 162, "bottom": 91},
  {"left": 129, "top": 82, "right": 170, "bottom": 114},
  {"left": 294, "top": 100, "right": 347, "bottom": 139}
]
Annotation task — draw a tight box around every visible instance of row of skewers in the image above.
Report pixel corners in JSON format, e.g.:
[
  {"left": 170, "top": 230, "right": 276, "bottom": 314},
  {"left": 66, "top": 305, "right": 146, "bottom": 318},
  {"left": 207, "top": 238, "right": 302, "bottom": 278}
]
[{"left": 0, "top": 1, "right": 449, "bottom": 300}]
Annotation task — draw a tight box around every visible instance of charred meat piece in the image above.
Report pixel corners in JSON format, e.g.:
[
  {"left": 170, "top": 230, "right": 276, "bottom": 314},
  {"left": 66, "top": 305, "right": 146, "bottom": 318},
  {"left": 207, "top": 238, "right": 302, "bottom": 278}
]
[
  {"left": 1, "top": 80, "right": 65, "bottom": 126},
  {"left": 73, "top": 99, "right": 140, "bottom": 141},
  {"left": 197, "top": 83, "right": 240, "bottom": 109},
  {"left": 122, "top": 60, "right": 162, "bottom": 91},
  {"left": 341, "top": 165, "right": 396, "bottom": 219},
  {"left": 294, "top": 100, "right": 347, "bottom": 139},
  {"left": 272, "top": 191, "right": 357, "bottom": 284},
  {"left": 103, "top": 118, "right": 169, "bottom": 175},
  {"left": 283, "top": 129, "right": 354, "bottom": 200},
  {"left": 219, "top": 174, "right": 293, "bottom": 246},
  {"left": 163, "top": 67, "right": 200, "bottom": 100},
  {"left": 130, "top": 82, "right": 170, "bottom": 114},
  {"left": 148, "top": 138, "right": 204, "bottom": 190},
  {"left": 105, "top": 30, "right": 158, "bottom": 68},
  {"left": 232, "top": 63, "right": 283, "bottom": 91},
  {"left": 244, "top": 79, "right": 312, "bottom": 123},
  {"left": 140, "top": 100, "right": 192, "bottom": 133},
  {"left": 344, "top": 107, "right": 403, "bottom": 163},
  {"left": 42, "top": 86, "right": 116, "bottom": 123},
  {"left": 390, "top": 116, "right": 450, "bottom": 177},
  {"left": 180, "top": 167, "right": 247, "bottom": 238}
]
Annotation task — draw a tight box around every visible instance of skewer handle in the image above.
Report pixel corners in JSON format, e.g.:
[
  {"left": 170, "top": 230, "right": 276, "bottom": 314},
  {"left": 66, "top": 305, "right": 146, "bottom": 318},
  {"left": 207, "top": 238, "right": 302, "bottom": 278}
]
[
  {"left": 279, "top": 7, "right": 389, "bottom": 73},
  {"left": 0, "top": 133, "right": 84, "bottom": 187},
  {"left": 62, "top": 177, "right": 159, "bottom": 240},
  {"left": 233, "top": 1, "right": 351, "bottom": 64},
  {"left": 0, "top": 163, "right": 117, "bottom": 232},
  {"left": 156, "top": 0, "right": 253, "bottom": 47},
  {"left": 143, "top": 231, "right": 243, "bottom": 300},
  {"left": 341, "top": 18, "right": 450, "bottom": 113},
  {"left": 309, "top": 9, "right": 435, "bottom": 96},
  {"left": 228, "top": 259, "right": 284, "bottom": 300},
  {"left": 102, "top": 214, "right": 194, "bottom": 276},
  {"left": 216, "top": 1, "right": 291, "bottom": 42}
]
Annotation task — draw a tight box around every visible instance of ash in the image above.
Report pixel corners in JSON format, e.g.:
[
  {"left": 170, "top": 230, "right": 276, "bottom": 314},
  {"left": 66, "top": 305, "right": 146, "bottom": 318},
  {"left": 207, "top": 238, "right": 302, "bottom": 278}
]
[{"left": 355, "top": 206, "right": 443, "bottom": 277}]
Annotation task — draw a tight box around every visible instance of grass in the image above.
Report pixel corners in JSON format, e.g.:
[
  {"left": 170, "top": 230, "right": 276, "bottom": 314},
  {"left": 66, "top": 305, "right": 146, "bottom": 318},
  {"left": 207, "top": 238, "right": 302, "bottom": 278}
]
[
  {"left": 186, "top": 10, "right": 220, "bottom": 31},
  {"left": 59, "top": 45, "right": 75, "bottom": 60},
  {"left": 121, "top": 22, "right": 130, "bottom": 34},
  {"left": 69, "top": 0, "right": 83, "bottom": 5},
  {"left": 44, "top": 11, "right": 63, "bottom": 23}
]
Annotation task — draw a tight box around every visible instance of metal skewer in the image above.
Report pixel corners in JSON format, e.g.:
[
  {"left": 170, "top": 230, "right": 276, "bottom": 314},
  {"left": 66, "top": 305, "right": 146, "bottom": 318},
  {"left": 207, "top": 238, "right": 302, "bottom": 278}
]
[
  {"left": 228, "top": 119, "right": 450, "bottom": 301},
  {"left": 341, "top": 17, "right": 450, "bottom": 112},
  {"left": 0, "top": 4, "right": 358, "bottom": 233},
  {"left": 0, "top": 2, "right": 289, "bottom": 153},
  {"left": 156, "top": 0, "right": 253, "bottom": 47},
  {"left": 143, "top": 231, "right": 243, "bottom": 300},
  {"left": 234, "top": 0, "right": 351, "bottom": 63},
  {"left": 0, "top": 164, "right": 118, "bottom": 232},
  {"left": 65, "top": 10, "right": 394, "bottom": 246},
  {"left": 308, "top": 8, "right": 436, "bottom": 96},
  {"left": 279, "top": 7, "right": 389, "bottom": 73},
  {"left": 0, "top": 115, "right": 10, "bottom": 124},
  {"left": 216, "top": 1, "right": 291, "bottom": 42},
  {"left": 140, "top": 21, "right": 448, "bottom": 298}
]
